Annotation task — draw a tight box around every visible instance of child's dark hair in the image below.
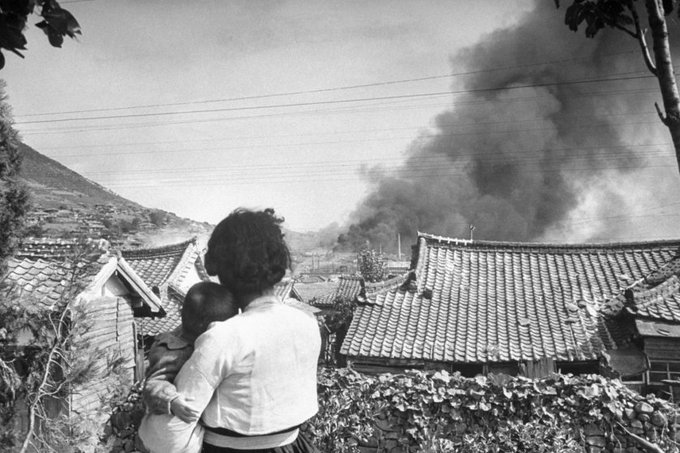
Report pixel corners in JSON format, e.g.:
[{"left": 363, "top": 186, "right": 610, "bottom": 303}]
[
  {"left": 204, "top": 208, "right": 291, "bottom": 297},
  {"left": 182, "top": 281, "right": 237, "bottom": 338}
]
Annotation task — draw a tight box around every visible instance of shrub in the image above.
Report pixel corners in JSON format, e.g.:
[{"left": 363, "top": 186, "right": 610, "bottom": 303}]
[{"left": 305, "top": 368, "right": 680, "bottom": 453}]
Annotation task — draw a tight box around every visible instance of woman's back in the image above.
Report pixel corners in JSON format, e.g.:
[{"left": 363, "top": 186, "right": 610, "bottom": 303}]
[{"left": 175, "top": 296, "right": 320, "bottom": 434}]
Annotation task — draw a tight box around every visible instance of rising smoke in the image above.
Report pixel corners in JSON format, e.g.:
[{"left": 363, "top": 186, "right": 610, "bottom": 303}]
[{"left": 338, "top": 0, "right": 680, "bottom": 252}]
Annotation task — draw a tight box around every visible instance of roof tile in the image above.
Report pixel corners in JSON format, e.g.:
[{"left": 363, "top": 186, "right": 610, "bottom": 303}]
[{"left": 342, "top": 234, "right": 680, "bottom": 363}]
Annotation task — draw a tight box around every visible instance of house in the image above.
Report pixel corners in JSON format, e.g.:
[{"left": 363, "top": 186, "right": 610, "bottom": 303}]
[
  {"left": 15, "top": 236, "right": 110, "bottom": 260},
  {"left": 273, "top": 277, "right": 320, "bottom": 314},
  {"left": 299, "top": 275, "right": 364, "bottom": 312},
  {"left": 341, "top": 232, "right": 680, "bottom": 382},
  {"left": 294, "top": 275, "right": 363, "bottom": 311},
  {"left": 3, "top": 242, "right": 162, "bottom": 432},
  {"left": 600, "top": 252, "right": 680, "bottom": 398},
  {"left": 289, "top": 275, "right": 364, "bottom": 365},
  {"left": 119, "top": 238, "right": 210, "bottom": 341},
  {"left": 274, "top": 277, "right": 303, "bottom": 301}
]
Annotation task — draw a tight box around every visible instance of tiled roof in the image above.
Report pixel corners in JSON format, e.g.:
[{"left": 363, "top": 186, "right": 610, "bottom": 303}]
[
  {"left": 274, "top": 279, "right": 296, "bottom": 300},
  {"left": 4, "top": 258, "right": 75, "bottom": 307},
  {"left": 139, "top": 284, "right": 184, "bottom": 336},
  {"left": 138, "top": 284, "right": 321, "bottom": 336},
  {"left": 601, "top": 252, "right": 680, "bottom": 323},
  {"left": 120, "top": 238, "right": 199, "bottom": 289},
  {"left": 5, "top": 255, "right": 162, "bottom": 314},
  {"left": 281, "top": 298, "right": 321, "bottom": 315},
  {"left": 294, "top": 280, "right": 339, "bottom": 304},
  {"left": 341, "top": 233, "right": 680, "bottom": 364},
  {"left": 121, "top": 238, "right": 211, "bottom": 335},
  {"left": 16, "top": 237, "right": 109, "bottom": 261},
  {"left": 334, "top": 275, "right": 364, "bottom": 303},
  {"left": 301, "top": 275, "right": 363, "bottom": 307}
]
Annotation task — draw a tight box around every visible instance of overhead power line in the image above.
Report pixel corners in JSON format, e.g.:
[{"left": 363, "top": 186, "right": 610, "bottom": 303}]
[
  {"left": 47, "top": 118, "right": 667, "bottom": 159},
  {"left": 14, "top": 73, "right": 655, "bottom": 126},
  {"left": 34, "top": 110, "right": 657, "bottom": 152},
  {"left": 96, "top": 162, "right": 674, "bottom": 188},
  {"left": 17, "top": 84, "right": 661, "bottom": 137},
  {"left": 15, "top": 50, "right": 640, "bottom": 118}
]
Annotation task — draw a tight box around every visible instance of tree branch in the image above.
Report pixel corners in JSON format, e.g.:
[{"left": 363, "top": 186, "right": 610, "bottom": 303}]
[
  {"left": 617, "top": 422, "right": 665, "bottom": 453},
  {"left": 628, "top": 0, "right": 657, "bottom": 75},
  {"left": 655, "top": 101, "right": 669, "bottom": 124},
  {"left": 611, "top": 21, "right": 638, "bottom": 39},
  {"left": 19, "top": 304, "right": 71, "bottom": 453}
]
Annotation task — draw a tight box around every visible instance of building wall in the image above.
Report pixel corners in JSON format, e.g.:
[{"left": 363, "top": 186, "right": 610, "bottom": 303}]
[
  {"left": 348, "top": 356, "right": 598, "bottom": 379},
  {"left": 643, "top": 337, "right": 680, "bottom": 400},
  {"left": 70, "top": 296, "right": 136, "bottom": 416}
]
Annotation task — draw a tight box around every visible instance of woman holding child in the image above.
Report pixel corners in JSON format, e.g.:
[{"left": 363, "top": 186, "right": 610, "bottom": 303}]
[{"left": 140, "top": 208, "right": 321, "bottom": 453}]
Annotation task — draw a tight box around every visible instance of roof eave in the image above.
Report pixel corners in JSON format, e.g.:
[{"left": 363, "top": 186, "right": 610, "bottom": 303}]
[{"left": 117, "top": 257, "right": 164, "bottom": 313}]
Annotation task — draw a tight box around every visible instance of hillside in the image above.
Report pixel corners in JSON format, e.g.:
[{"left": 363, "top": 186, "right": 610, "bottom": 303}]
[
  {"left": 16, "top": 144, "right": 333, "bottom": 255},
  {"left": 18, "top": 143, "right": 213, "bottom": 247},
  {"left": 19, "top": 143, "right": 144, "bottom": 210}
]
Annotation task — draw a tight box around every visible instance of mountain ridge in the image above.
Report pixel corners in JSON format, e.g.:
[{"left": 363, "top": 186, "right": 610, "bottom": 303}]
[
  {"left": 18, "top": 143, "right": 213, "bottom": 246},
  {"left": 19, "top": 143, "right": 143, "bottom": 209}
]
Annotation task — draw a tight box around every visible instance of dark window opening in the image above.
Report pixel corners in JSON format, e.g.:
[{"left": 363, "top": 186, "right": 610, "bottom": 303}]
[
  {"left": 450, "top": 363, "right": 484, "bottom": 377},
  {"left": 487, "top": 362, "right": 520, "bottom": 376},
  {"left": 647, "top": 360, "right": 680, "bottom": 401},
  {"left": 556, "top": 361, "right": 599, "bottom": 375}
]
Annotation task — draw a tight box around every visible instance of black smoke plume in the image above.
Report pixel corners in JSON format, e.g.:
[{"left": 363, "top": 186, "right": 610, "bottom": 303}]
[{"left": 338, "top": 0, "right": 677, "bottom": 252}]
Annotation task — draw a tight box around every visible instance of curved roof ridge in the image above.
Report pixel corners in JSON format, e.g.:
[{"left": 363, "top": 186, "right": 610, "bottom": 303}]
[
  {"left": 417, "top": 231, "right": 680, "bottom": 250},
  {"left": 633, "top": 275, "right": 680, "bottom": 305},
  {"left": 165, "top": 240, "right": 201, "bottom": 287},
  {"left": 120, "top": 237, "right": 197, "bottom": 258},
  {"left": 365, "top": 272, "right": 410, "bottom": 291}
]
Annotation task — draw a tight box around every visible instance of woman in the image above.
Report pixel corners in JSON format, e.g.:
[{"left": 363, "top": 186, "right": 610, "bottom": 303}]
[{"left": 157, "top": 208, "right": 321, "bottom": 452}]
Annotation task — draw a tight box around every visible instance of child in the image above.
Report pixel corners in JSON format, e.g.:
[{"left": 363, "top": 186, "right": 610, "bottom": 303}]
[{"left": 139, "top": 281, "right": 238, "bottom": 453}]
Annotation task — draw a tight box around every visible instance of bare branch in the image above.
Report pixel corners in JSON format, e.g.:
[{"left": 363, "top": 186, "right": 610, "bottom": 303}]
[
  {"left": 628, "top": 0, "right": 657, "bottom": 75},
  {"left": 617, "top": 422, "right": 666, "bottom": 453},
  {"left": 655, "top": 102, "right": 669, "bottom": 124}
]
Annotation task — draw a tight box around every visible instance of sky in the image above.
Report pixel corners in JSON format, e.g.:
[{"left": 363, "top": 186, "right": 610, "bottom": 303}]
[{"left": 2, "top": 0, "right": 680, "bottom": 243}]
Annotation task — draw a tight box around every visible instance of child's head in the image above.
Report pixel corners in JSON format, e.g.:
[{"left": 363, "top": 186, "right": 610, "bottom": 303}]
[{"left": 181, "top": 281, "right": 238, "bottom": 339}]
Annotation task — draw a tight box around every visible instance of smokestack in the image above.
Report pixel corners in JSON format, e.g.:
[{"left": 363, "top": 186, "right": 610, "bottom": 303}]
[{"left": 397, "top": 232, "right": 402, "bottom": 260}]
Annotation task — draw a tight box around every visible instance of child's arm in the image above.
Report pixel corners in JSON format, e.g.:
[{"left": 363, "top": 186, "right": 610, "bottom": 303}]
[
  {"left": 144, "top": 335, "right": 194, "bottom": 414},
  {"left": 170, "top": 395, "right": 201, "bottom": 423},
  {"left": 143, "top": 379, "right": 180, "bottom": 415}
]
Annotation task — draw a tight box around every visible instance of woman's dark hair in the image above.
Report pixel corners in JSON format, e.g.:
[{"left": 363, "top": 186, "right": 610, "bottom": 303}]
[{"left": 204, "top": 208, "right": 291, "bottom": 296}]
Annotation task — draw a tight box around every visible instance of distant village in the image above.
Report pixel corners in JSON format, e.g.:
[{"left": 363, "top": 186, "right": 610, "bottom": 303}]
[{"left": 22, "top": 203, "right": 210, "bottom": 248}]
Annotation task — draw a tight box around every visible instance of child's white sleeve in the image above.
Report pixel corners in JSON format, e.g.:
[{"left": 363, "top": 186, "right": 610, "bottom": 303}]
[{"left": 138, "top": 412, "right": 204, "bottom": 453}]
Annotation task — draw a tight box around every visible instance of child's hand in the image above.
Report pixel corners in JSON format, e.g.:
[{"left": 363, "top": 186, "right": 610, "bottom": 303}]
[{"left": 170, "top": 396, "right": 200, "bottom": 423}]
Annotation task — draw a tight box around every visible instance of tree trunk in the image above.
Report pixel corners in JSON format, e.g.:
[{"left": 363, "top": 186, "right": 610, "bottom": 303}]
[{"left": 645, "top": 0, "right": 680, "bottom": 173}]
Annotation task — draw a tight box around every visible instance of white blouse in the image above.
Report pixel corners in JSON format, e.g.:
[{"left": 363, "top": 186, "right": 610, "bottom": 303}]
[{"left": 174, "top": 295, "right": 321, "bottom": 439}]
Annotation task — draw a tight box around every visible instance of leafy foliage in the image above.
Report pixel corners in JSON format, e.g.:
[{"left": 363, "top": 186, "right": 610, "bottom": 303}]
[
  {"left": 0, "top": 0, "right": 81, "bottom": 69},
  {"left": 556, "top": 0, "right": 680, "bottom": 177},
  {"left": 97, "top": 382, "right": 146, "bottom": 453},
  {"left": 0, "top": 244, "right": 128, "bottom": 452},
  {"left": 148, "top": 210, "right": 167, "bottom": 228},
  {"left": 305, "top": 368, "right": 680, "bottom": 452},
  {"left": 358, "top": 249, "right": 387, "bottom": 283},
  {"left": 323, "top": 294, "right": 357, "bottom": 367},
  {"left": 0, "top": 81, "right": 28, "bottom": 276},
  {"left": 558, "top": 0, "right": 634, "bottom": 38}
]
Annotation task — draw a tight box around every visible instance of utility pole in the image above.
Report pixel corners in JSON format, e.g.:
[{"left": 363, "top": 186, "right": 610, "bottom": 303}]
[{"left": 469, "top": 224, "right": 475, "bottom": 241}]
